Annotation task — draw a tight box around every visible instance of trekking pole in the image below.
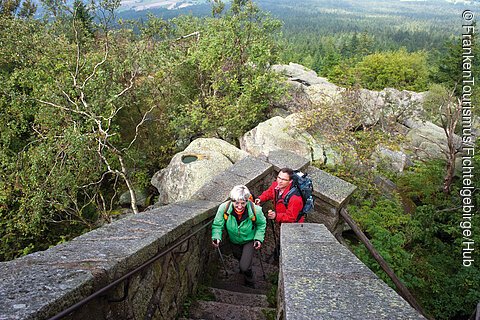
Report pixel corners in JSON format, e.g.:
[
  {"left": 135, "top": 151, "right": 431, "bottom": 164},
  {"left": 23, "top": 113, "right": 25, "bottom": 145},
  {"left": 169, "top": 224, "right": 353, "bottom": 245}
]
[
  {"left": 216, "top": 246, "right": 228, "bottom": 277},
  {"left": 258, "top": 248, "right": 266, "bottom": 280},
  {"left": 269, "top": 219, "right": 279, "bottom": 259}
]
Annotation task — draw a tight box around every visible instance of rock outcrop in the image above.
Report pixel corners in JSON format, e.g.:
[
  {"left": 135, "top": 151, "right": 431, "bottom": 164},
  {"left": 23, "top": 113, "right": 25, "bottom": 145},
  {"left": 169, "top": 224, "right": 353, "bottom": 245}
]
[
  {"left": 371, "top": 145, "right": 412, "bottom": 173},
  {"left": 271, "top": 63, "right": 469, "bottom": 172},
  {"left": 239, "top": 115, "right": 325, "bottom": 163},
  {"left": 152, "top": 63, "right": 474, "bottom": 206},
  {"left": 272, "top": 62, "right": 335, "bottom": 88},
  {"left": 404, "top": 120, "right": 462, "bottom": 161},
  {"left": 184, "top": 138, "right": 249, "bottom": 163},
  {"left": 151, "top": 138, "right": 247, "bottom": 205}
]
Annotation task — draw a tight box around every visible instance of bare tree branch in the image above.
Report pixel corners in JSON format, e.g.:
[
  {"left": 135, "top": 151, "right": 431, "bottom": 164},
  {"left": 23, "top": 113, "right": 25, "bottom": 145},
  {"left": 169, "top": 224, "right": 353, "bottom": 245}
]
[
  {"left": 176, "top": 31, "right": 200, "bottom": 41},
  {"left": 123, "top": 104, "right": 156, "bottom": 151}
]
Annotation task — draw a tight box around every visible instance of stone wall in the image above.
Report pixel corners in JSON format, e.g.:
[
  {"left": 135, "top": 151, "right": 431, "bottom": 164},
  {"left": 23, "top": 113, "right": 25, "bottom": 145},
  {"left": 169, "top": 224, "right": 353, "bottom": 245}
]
[
  {"left": 0, "top": 153, "right": 357, "bottom": 320},
  {"left": 277, "top": 224, "right": 425, "bottom": 320},
  {"left": 305, "top": 166, "right": 356, "bottom": 236},
  {"left": 0, "top": 200, "right": 219, "bottom": 320}
]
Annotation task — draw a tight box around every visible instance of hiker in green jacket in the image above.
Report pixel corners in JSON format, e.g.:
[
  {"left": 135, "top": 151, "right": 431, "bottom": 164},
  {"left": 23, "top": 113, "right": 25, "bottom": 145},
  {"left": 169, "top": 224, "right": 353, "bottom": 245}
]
[{"left": 212, "top": 185, "right": 266, "bottom": 287}]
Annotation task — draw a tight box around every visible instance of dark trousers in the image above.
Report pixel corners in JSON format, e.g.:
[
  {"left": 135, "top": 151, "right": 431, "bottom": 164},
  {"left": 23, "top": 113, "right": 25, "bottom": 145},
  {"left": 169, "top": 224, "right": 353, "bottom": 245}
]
[{"left": 230, "top": 241, "right": 254, "bottom": 281}]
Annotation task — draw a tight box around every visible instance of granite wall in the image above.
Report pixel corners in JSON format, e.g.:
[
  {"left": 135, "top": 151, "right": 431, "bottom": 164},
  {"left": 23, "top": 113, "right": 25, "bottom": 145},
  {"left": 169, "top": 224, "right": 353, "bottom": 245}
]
[
  {"left": 0, "top": 153, "right": 356, "bottom": 320},
  {"left": 277, "top": 224, "right": 425, "bottom": 320},
  {"left": 0, "top": 200, "right": 219, "bottom": 320}
]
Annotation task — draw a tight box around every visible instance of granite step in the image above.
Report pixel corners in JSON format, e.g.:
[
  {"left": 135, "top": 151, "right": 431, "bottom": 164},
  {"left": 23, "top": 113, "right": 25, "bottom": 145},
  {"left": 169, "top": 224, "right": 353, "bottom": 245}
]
[
  {"left": 185, "top": 247, "right": 278, "bottom": 319},
  {"left": 211, "top": 273, "right": 268, "bottom": 294},
  {"left": 188, "top": 300, "right": 275, "bottom": 320},
  {"left": 211, "top": 252, "right": 278, "bottom": 295},
  {"left": 207, "top": 287, "right": 270, "bottom": 308}
]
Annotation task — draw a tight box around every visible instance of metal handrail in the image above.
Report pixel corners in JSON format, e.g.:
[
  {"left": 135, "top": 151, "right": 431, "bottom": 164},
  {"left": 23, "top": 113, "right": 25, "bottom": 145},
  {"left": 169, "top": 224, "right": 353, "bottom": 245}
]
[
  {"left": 48, "top": 217, "right": 214, "bottom": 320},
  {"left": 339, "top": 208, "right": 430, "bottom": 319}
]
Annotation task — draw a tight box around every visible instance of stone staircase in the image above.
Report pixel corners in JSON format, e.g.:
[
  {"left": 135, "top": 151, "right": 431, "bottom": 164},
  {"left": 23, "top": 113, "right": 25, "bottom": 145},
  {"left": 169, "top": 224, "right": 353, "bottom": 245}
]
[{"left": 180, "top": 247, "right": 278, "bottom": 320}]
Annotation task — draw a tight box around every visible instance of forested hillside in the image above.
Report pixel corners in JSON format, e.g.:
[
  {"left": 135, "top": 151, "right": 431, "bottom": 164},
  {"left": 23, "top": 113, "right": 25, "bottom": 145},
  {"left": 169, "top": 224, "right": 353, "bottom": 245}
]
[
  {"left": 1, "top": 0, "right": 284, "bottom": 259},
  {"left": 1, "top": 0, "right": 479, "bottom": 319},
  {"left": 260, "top": 0, "right": 467, "bottom": 84},
  {"left": 117, "top": 0, "right": 466, "bottom": 73},
  {"left": 116, "top": 0, "right": 475, "bottom": 91}
]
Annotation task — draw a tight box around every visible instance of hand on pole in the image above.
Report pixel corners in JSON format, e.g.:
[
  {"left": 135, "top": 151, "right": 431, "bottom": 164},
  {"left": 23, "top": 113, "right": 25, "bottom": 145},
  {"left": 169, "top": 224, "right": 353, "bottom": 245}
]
[{"left": 267, "top": 209, "right": 276, "bottom": 220}]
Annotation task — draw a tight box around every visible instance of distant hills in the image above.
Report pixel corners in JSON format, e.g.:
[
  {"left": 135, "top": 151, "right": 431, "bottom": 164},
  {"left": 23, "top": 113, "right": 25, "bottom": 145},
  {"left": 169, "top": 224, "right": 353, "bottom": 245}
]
[
  {"left": 117, "top": 0, "right": 209, "bottom": 12},
  {"left": 31, "top": 0, "right": 479, "bottom": 24},
  {"left": 113, "top": 0, "right": 478, "bottom": 17}
]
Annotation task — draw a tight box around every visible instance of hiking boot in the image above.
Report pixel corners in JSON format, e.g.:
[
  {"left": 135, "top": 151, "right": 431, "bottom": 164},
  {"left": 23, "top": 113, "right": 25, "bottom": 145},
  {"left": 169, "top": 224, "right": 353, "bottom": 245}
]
[
  {"left": 243, "top": 269, "right": 255, "bottom": 288},
  {"left": 244, "top": 278, "right": 256, "bottom": 288}
]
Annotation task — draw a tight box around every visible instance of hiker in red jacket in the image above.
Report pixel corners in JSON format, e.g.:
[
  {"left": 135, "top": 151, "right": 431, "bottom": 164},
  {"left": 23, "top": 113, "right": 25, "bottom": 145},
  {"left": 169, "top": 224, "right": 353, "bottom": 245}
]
[{"left": 255, "top": 167, "right": 304, "bottom": 223}]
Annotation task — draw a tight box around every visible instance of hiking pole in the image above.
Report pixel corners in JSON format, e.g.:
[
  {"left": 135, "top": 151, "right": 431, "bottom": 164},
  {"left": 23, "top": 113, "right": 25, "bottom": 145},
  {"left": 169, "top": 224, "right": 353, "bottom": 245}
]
[
  {"left": 257, "top": 248, "right": 266, "bottom": 280},
  {"left": 216, "top": 246, "right": 228, "bottom": 277},
  {"left": 269, "top": 219, "right": 279, "bottom": 260}
]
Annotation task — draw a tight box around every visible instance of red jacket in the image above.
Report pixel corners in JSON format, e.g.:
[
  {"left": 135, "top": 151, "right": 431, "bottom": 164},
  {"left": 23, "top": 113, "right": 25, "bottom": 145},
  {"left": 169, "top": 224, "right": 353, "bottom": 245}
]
[{"left": 258, "top": 181, "right": 304, "bottom": 223}]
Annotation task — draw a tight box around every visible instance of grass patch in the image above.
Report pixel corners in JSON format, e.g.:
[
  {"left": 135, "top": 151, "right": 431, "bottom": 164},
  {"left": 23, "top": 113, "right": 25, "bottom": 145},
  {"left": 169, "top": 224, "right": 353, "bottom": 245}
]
[{"left": 266, "top": 271, "right": 279, "bottom": 307}]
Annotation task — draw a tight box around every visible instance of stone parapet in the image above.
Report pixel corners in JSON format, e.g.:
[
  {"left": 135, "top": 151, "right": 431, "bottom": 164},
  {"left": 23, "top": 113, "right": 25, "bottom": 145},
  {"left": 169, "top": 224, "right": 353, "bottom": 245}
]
[
  {"left": 306, "top": 166, "right": 356, "bottom": 208},
  {"left": 267, "top": 150, "right": 310, "bottom": 172},
  {"left": 277, "top": 223, "right": 425, "bottom": 320},
  {"left": 0, "top": 200, "right": 219, "bottom": 320},
  {"left": 191, "top": 156, "right": 273, "bottom": 202},
  {"left": 305, "top": 166, "right": 357, "bottom": 235}
]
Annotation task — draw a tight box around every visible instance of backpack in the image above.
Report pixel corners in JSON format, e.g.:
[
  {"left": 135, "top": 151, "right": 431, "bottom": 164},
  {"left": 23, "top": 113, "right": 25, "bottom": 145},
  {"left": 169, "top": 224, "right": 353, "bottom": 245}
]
[{"left": 284, "top": 170, "right": 315, "bottom": 222}]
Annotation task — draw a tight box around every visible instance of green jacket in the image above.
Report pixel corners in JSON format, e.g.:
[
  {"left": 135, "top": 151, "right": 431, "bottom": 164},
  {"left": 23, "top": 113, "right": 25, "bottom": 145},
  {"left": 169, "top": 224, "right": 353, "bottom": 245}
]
[{"left": 211, "top": 201, "right": 266, "bottom": 244}]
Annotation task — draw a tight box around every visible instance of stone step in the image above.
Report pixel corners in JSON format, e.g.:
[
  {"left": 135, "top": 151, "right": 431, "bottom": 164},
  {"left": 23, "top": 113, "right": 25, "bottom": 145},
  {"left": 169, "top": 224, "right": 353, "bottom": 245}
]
[
  {"left": 210, "top": 275, "right": 267, "bottom": 295},
  {"left": 212, "top": 252, "right": 278, "bottom": 295},
  {"left": 188, "top": 300, "right": 276, "bottom": 320},
  {"left": 208, "top": 287, "right": 270, "bottom": 308}
]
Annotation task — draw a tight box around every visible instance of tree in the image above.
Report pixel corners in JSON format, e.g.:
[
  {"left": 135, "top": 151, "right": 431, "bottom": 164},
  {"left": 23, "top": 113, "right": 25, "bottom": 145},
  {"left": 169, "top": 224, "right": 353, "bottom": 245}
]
[
  {"left": 422, "top": 84, "right": 462, "bottom": 194},
  {"left": 35, "top": 0, "right": 162, "bottom": 215},
  {"left": 0, "top": 0, "right": 166, "bottom": 259},
  {"left": 0, "top": 0, "right": 36, "bottom": 18},
  {"left": 157, "top": 0, "right": 284, "bottom": 145},
  {"left": 329, "top": 49, "right": 430, "bottom": 92},
  {"left": 72, "top": 0, "right": 95, "bottom": 36},
  {"left": 431, "top": 39, "right": 463, "bottom": 88},
  {"left": 430, "top": 34, "right": 480, "bottom": 108}
]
